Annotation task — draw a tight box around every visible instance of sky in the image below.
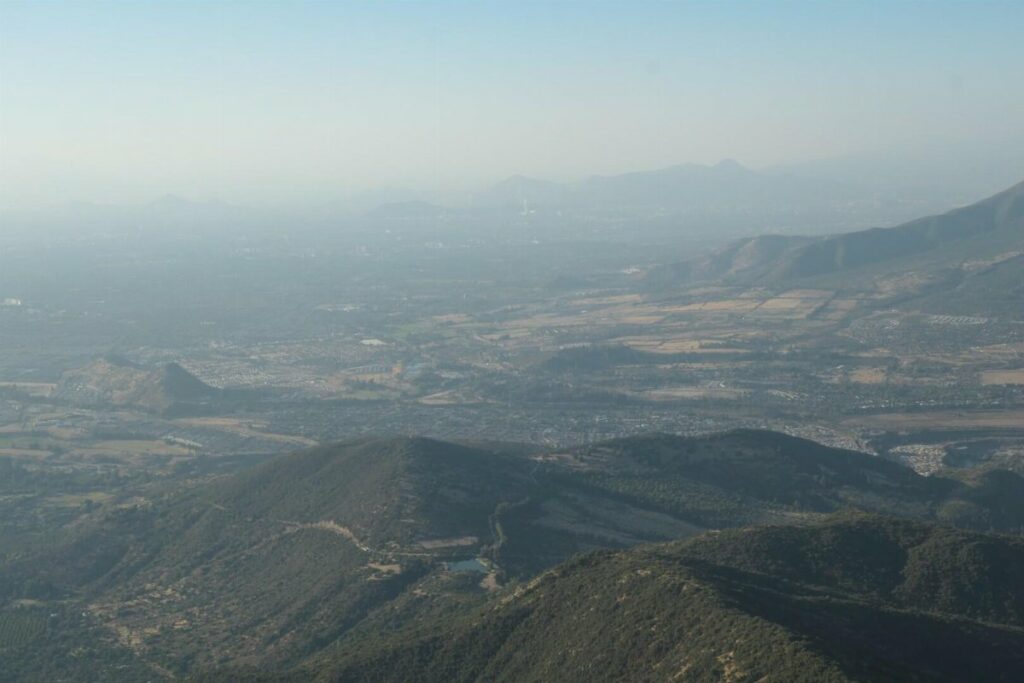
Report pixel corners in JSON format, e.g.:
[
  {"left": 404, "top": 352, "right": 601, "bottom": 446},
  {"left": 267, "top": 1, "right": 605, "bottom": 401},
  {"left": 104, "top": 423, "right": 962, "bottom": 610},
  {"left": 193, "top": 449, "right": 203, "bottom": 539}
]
[{"left": 0, "top": 0, "right": 1022, "bottom": 207}]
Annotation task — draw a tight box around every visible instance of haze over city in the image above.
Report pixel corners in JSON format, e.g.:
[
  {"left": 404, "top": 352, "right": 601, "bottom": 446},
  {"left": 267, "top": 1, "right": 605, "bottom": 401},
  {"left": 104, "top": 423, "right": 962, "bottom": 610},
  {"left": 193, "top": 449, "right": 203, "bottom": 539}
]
[{"left": 2, "top": 3, "right": 1024, "bottom": 682}]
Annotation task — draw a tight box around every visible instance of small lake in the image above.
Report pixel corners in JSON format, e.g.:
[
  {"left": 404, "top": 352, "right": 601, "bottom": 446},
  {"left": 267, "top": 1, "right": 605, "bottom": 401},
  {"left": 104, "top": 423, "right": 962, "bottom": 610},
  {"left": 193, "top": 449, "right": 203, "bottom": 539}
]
[{"left": 447, "top": 558, "right": 488, "bottom": 573}]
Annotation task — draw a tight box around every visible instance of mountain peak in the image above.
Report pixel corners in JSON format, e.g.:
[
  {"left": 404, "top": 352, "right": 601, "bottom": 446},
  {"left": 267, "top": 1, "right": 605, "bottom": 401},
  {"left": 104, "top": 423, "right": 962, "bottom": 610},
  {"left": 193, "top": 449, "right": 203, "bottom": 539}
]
[{"left": 715, "top": 158, "right": 745, "bottom": 170}]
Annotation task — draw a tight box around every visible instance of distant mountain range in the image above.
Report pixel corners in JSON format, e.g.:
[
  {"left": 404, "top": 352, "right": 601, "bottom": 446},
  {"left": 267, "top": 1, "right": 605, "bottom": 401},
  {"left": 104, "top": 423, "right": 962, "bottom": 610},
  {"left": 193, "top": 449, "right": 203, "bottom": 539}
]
[
  {"left": 476, "top": 160, "right": 858, "bottom": 213},
  {"left": 4, "top": 430, "right": 1024, "bottom": 680},
  {"left": 471, "top": 150, "right": 1023, "bottom": 220},
  {"left": 4, "top": 150, "right": 1020, "bottom": 248}
]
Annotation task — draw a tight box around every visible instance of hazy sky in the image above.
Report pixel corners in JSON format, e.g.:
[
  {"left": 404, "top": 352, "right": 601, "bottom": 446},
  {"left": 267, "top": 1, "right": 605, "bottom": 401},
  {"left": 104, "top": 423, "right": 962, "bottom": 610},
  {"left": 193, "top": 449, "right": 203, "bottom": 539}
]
[{"left": 1, "top": 1, "right": 1022, "bottom": 207}]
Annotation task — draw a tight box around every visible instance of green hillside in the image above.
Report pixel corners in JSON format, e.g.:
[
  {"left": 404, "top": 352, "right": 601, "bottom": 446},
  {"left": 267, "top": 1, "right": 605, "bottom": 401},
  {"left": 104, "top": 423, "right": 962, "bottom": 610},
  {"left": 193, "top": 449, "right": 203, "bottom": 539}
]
[
  {"left": 3, "top": 431, "right": 1024, "bottom": 679},
  {"left": 309, "top": 514, "right": 1024, "bottom": 683},
  {"left": 545, "top": 430, "right": 1024, "bottom": 532}
]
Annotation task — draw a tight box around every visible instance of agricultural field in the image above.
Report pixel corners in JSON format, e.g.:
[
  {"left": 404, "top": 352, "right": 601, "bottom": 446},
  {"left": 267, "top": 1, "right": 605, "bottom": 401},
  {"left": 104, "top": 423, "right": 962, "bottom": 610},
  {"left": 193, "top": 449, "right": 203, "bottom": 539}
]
[
  {"left": 981, "top": 369, "right": 1024, "bottom": 385},
  {"left": 0, "top": 608, "right": 46, "bottom": 650}
]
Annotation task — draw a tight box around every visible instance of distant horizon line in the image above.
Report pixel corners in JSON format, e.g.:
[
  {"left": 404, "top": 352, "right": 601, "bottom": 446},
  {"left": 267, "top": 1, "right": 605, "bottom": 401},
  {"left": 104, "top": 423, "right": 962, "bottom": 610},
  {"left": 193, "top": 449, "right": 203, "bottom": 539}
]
[{"left": 2, "top": 146, "right": 1023, "bottom": 213}]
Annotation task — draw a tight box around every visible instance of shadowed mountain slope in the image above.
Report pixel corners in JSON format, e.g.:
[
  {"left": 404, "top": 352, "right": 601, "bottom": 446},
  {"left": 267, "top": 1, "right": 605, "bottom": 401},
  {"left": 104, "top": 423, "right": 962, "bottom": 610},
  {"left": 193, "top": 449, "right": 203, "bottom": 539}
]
[
  {"left": 647, "top": 180, "right": 1024, "bottom": 302},
  {"left": 778, "top": 179, "right": 1024, "bottom": 279}
]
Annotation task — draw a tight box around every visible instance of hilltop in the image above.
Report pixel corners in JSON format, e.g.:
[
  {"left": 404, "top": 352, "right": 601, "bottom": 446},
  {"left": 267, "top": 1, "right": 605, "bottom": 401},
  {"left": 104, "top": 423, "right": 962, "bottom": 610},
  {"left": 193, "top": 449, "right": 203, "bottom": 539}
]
[{"left": 54, "top": 357, "right": 217, "bottom": 415}]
